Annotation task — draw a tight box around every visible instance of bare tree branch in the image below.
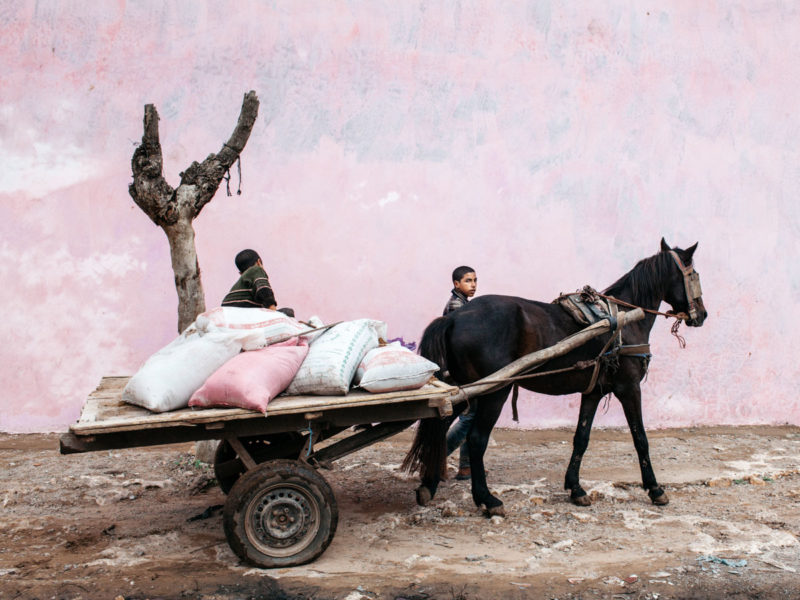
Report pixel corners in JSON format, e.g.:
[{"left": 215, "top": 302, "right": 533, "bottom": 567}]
[
  {"left": 128, "top": 105, "right": 177, "bottom": 227},
  {"left": 178, "top": 90, "right": 260, "bottom": 218},
  {"left": 218, "top": 90, "right": 261, "bottom": 164}
]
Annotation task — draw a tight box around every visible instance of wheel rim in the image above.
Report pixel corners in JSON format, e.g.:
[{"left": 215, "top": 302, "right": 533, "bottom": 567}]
[{"left": 244, "top": 483, "right": 320, "bottom": 558}]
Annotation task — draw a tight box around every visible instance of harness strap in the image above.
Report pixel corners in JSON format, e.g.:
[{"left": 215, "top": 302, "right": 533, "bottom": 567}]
[
  {"left": 511, "top": 384, "right": 519, "bottom": 422},
  {"left": 619, "top": 344, "right": 650, "bottom": 355},
  {"left": 609, "top": 297, "right": 622, "bottom": 346},
  {"left": 463, "top": 341, "right": 651, "bottom": 411},
  {"left": 582, "top": 328, "right": 620, "bottom": 394}
]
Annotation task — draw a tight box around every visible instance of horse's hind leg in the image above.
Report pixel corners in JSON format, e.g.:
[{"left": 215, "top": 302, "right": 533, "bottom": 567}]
[
  {"left": 564, "top": 391, "right": 602, "bottom": 506},
  {"left": 465, "top": 388, "right": 509, "bottom": 516},
  {"left": 417, "top": 476, "right": 438, "bottom": 506},
  {"left": 417, "top": 409, "right": 466, "bottom": 504},
  {"left": 406, "top": 415, "right": 453, "bottom": 506},
  {"left": 616, "top": 384, "right": 669, "bottom": 505}
]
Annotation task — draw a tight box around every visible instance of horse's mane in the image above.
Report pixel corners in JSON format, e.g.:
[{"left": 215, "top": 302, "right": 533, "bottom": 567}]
[{"left": 602, "top": 251, "right": 672, "bottom": 307}]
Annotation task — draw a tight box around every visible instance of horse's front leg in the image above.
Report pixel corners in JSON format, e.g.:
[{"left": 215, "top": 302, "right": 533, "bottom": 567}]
[
  {"left": 465, "top": 388, "right": 508, "bottom": 517},
  {"left": 564, "top": 391, "right": 602, "bottom": 506},
  {"left": 615, "top": 383, "right": 669, "bottom": 505}
]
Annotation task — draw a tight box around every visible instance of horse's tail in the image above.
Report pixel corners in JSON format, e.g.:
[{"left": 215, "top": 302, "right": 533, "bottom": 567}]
[
  {"left": 401, "top": 316, "right": 454, "bottom": 479},
  {"left": 418, "top": 316, "right": 452, "bottom": 379},
  {"left": 401, "top": 416, "right": 449, "bottom": 479}
]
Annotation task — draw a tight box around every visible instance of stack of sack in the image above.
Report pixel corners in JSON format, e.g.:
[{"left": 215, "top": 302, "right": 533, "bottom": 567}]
[{"left": 122, "top": 308, "right": 440, "bottom": 415}]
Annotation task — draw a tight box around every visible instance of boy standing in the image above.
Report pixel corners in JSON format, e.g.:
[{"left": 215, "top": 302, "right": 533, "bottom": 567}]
[
  {"left": 222, "top": 249, "right": 277, "bottom": 310},
  {"left": 443, "top": 265, "right": 477, "bottom": 479},
  {"left": 443, "top": 265, "right": 477, "bottom": 315}
]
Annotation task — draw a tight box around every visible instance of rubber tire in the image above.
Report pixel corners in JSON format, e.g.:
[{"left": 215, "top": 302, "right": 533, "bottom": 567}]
[
  {"left": 223, "top": 459, "right": 338, "bottom": 568},
  {"left": 214, "top": 432, "right": 307, "bottom": 494}
]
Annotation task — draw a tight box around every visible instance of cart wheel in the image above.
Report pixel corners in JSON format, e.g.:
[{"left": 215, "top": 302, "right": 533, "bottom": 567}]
[
  {"left": 214, "top": 432, "right": 307, "bottom": 494},
  {"left": 223, "top": 459, "right": 338, "bottom": 568}
]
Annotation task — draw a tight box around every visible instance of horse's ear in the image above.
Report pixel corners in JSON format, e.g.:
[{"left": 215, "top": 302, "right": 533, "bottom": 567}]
[
  {"left": 686, "top": 242, "right": 698, "bottom": 257},
  {"left": 660, "top": 238, "right": 671, "bottom": 252}
]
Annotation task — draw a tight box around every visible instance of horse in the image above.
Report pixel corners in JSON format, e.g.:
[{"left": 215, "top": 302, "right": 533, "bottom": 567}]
[{"left": 403, "top": 238, "right": 707, "bottom": 516}]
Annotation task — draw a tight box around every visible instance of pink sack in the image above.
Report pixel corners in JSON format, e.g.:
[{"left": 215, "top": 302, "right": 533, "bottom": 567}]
[{"left": 189, "top": 340, "right": 308, "bottom": 413}]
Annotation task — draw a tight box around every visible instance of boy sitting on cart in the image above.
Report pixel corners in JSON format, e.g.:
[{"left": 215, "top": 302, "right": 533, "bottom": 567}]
[{"left": 222, "top": 249, "right": 294, "bottom": 317}]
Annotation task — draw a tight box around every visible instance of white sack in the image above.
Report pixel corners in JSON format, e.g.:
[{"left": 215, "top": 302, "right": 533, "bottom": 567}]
[
  {"left": 354, "top": 342, "right": 439, "bottom": 393},
  {"left": 286, "top": 319, "right": 385, "bottom": 395},
  {"left": 302, "top": 315, "right": 328, "bottom": 343},
  {"left": 195, "top": 307, "right": 311, "bottom": 350},
  {"left": 122, "top": 330, "right": 242, "bottom": 413}
]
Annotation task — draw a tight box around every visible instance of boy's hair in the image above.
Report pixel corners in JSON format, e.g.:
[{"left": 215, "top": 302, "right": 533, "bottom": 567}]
[
  {"left": 452, "top": 265, "right": 475, "bottom": 283},
  {"left": 235, "top": 249, "right": 261, "bottom": 273}
]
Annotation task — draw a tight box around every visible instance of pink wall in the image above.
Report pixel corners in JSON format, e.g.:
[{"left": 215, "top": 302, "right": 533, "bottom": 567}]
[{"left": 2, "top": 2, "right": 799, "bottom": 432}]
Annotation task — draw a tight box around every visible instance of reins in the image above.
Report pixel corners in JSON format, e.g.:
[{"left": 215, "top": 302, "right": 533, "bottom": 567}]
[
  {"left": 593, "top": 293, "right": 682, "bottom": 320},
  {"left": 594, "top": 292, "right": 688, "bottom": 349}
]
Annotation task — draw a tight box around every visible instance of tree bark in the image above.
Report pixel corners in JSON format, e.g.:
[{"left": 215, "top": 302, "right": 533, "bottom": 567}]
[
  {"left": 129, "top": 92, "right": 260, "bottom": 333},
  {"left": 164, "top": 220, "right": 205, "bottom": 332}
]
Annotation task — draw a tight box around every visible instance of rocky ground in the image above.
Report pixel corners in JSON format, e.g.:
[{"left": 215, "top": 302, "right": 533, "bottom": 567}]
[{"left": 1, "top": 425, "right": 799, "bottom": 599}]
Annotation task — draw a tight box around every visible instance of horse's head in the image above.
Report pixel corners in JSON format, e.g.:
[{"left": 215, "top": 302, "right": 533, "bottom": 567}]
[{"left": 660, "top": 238, "right": 707, "bottom": 327}]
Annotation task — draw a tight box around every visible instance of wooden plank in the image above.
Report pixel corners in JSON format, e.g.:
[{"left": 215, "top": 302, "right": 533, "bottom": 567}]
[
  {"left": 77, "top": 377, "right": 133, "bottom": 424},
  {"left": 428, "top": 394, "right": 453, "bottom": 417},
  {"left": 309, "top": 419, "right": 415, "bottom": 464},
  {"left": 70, "top": 402, "right": 260, "bottom": 434},
  {"left": 263, "top": 387, "right": 458, "bottom": 416},
  {"left": 70, "top": 378, "right": 459, "bottom": 436},
  {"left": 227, "top": 437, "right": 257, "bottom": 469},
  {"left": 77, "top": 397, "right": 103, "bottom": 424}
]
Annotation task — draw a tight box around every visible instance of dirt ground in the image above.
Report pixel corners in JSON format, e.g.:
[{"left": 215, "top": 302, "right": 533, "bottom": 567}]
[{"left": 1, "top": 425, "right": 799, "bottom": 600}]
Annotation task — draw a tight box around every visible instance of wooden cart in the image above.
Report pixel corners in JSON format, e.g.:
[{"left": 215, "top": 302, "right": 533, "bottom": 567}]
[
  {"left": 59, "top": 309, "right": 642, "bottom": 569},
  {"left": 60, "top": 376, "right": 459, "bottom": 568}
]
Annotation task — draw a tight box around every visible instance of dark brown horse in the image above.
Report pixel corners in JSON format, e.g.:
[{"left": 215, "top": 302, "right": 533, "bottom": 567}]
[{"left": 404, "top": 239, "right": 707, "bottom": 516}]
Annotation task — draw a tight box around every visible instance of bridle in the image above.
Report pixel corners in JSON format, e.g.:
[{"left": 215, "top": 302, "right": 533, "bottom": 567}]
[
  {"left": 667, "top": 250, "right": 703, "bottom": 323},
  {"left": 597, "top": 250, "right": 703, "bottom": 323},
  {"left": 592, "top": 250, "right": 702, "bottom": 348}
]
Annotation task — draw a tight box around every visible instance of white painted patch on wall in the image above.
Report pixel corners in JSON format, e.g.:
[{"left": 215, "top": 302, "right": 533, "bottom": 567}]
[
  {"left": 2, "top": 245, "right": 147, "bottom": 288},
  {"left": 0, "top": 140, "right": 105, "bottom": 197},
  {"left": 379, "top": 191, "right": 400, "bottom": 207}
]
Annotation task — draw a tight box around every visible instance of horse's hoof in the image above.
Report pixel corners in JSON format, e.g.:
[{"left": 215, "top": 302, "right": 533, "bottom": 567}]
[
  {"left": 486, "top": 504, "right": 506, "bottom": 518},
  {"left": 416, "top": 485, "right": 432, "bottom": 506},
  {"left": 649, "top": 488, "right": 669, "bottom": 506},
  {"left": 570, "top": 489, "right": 591, "bottom": 506},
  {"left": 571, "top": 493, "right": 592, "bottom": 507}
]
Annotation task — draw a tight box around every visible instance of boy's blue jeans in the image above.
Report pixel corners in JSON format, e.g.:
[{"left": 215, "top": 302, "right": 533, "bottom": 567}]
[{"left": 446, "top": 403, "right": 476, "bottom": 470}]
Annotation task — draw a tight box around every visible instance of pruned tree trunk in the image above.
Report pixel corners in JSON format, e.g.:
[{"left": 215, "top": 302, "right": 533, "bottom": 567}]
[
  {"left": 164, "top": 220, "right": 204, "bottom": 332},
  {"left": 129, "top": 91, "right": 260, "bottom": 333}
]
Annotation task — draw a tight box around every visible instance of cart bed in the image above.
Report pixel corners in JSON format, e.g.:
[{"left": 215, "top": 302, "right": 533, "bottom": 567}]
[{"left": 60, "top": 376, "right": 458, "bottom": 454}]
